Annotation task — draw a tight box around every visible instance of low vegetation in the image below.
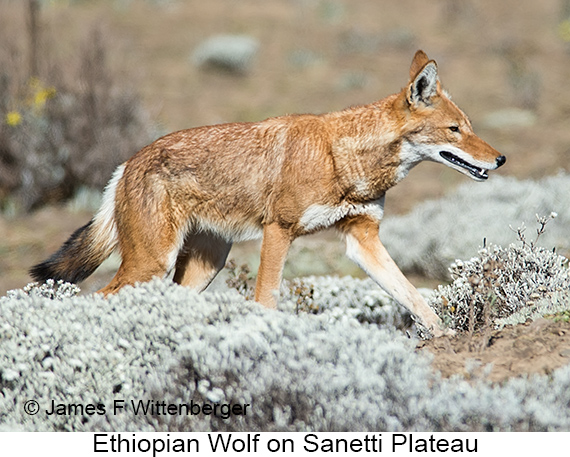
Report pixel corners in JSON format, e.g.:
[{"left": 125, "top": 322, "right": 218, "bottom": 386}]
[
  {"left": 381, "top": 174, "right": 570, "bottom": 279},
  {"left": 0, "top": 8, "right": 157, "bottom": 214},
  {"left": 431, "top": 213, "right": 570, "bottom": 333},
  {"left": 3, "top": 207, "right": 570, "bottom": 431}
]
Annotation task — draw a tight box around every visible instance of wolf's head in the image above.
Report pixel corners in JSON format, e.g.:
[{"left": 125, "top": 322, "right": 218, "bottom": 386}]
[{"left": 398, "top": 50, "right": 505, "bottom": 182}]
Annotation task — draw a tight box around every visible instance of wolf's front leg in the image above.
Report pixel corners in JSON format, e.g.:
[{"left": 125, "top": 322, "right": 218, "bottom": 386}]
[{"left": 339, "top": 215, "right": 448, "bottom": 337}]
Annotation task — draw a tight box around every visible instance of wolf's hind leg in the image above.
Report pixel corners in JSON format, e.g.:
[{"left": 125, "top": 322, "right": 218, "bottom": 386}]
[
  {"left": 96, "top": 197, "right": 184, "bottom": 296},
  {"left": 173, "top": 232, "right": 232, "bottom": 292},
  {"left": 96, "top": 228, "right": 179, "bottom": 296}
]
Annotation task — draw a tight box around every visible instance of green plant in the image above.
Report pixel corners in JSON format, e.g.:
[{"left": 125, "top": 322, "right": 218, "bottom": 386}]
[{"left": 545, "top": 309, "right": 570, "bottom": 323}]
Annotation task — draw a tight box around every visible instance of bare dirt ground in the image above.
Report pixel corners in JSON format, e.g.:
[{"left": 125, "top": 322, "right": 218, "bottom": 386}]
[
  {"left": 418, "top": 319, "right": 570, "bottom": 382},
  {"left": 2, "top": 0, "right": 570, "bottom": 383}
]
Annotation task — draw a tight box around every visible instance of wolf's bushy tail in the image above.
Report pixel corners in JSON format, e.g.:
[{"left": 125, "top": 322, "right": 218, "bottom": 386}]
[
  {"left": 29, "top": 220, "right": 117, "bottom": 284},
  {"left": 29, "top": 164, "right": 124, "bottom": 285}
]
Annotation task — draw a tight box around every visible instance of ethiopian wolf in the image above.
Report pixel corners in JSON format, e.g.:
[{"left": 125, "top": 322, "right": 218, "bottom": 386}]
[{"left": 31, "top": 50, "right": 505, "bottom": 337}]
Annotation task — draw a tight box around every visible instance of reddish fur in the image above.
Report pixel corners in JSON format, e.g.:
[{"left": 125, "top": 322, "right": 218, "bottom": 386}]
[{"left": 31, "top": 51, "right": 505, "bottom": 336}]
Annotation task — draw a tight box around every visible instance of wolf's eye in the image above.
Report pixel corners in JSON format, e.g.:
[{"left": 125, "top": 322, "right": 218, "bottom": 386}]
[{"left": 449, "top": 125, "right": 460, "bottom": 133}]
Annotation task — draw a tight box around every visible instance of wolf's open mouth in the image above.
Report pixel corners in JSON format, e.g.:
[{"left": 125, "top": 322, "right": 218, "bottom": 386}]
[{"left": 440, "top": 151, "right": 488, "bottom": 180}]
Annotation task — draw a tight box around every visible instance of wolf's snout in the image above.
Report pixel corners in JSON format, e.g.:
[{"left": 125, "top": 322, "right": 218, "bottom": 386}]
[{"left": 496, "top": 155, "right": 506, "bottom": 168}]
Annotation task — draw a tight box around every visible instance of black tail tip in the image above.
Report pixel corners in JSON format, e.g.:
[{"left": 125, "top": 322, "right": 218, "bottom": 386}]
[
  {"left": 28, "top": 220, "right": 99, "bottom": 285},
  {"left": 29, "top": 254, "right": 97, "bottom": 285},
  {"left": 29, "top": 261, "right": 61, "bottom": 283}
]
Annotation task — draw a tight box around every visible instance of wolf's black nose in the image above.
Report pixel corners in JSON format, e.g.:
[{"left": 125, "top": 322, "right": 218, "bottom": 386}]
[{"left": 496, "top": 155, "right": 506, "bottom": 167}]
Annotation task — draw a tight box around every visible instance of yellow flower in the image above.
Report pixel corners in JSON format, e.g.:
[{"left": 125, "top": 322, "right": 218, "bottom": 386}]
[
  {"left": 558, "top": 20, "right": 570, "bottom": 42},
  {"left": 26, "top": 77, "right": 56, "bottom": 111},
  {"left": 33, "top": 86, "right": 56, "bottom": 109},
  {"left": 5, "top": 111, "right": 22, "bottom": 126}
]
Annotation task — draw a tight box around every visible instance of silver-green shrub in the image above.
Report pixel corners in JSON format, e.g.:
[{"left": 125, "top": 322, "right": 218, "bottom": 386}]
[
  {"left": 13, "top": 279, "right": 81, "bottom": 300},
  {"left": 429, "top": 215, "right": 570, "bottom": 332},
  {"left": 381, "top": 174, "right": 570, "bottom": 279},
  {"left": 495, "top": 290, "right": 570, "bottom": 328},
  {"left": 2, "top": 278, "right": 570, "bottom": 432},
  {"left": 281, "top": 275, "right": 414, "bottom": 330},
  {"left": 192, "top": 35, "right": 259, "bottom": 75},
  {"left": 0, "top": 27, "right": 157, "bottom": 213}
]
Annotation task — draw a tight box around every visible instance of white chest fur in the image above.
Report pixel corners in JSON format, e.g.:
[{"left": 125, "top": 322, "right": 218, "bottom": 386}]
[{"left": 299, "top": 196, "right": 385, "bottom": 232}]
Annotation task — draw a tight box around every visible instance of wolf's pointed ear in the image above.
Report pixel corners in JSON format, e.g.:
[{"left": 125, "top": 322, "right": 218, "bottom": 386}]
[
  {"left": 409, "top": 50, "right": 430, "bottom": 79},
  {"left": 407, "top": 59, "right": 438, "bottom": 108}
]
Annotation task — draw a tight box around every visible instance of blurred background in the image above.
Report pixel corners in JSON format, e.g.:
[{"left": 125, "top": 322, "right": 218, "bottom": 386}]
[{"left": 1, "top": 0, "right": 569, "bottom": 294}]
